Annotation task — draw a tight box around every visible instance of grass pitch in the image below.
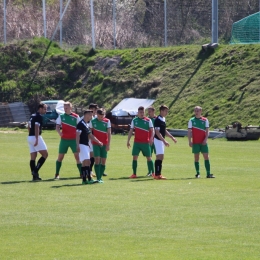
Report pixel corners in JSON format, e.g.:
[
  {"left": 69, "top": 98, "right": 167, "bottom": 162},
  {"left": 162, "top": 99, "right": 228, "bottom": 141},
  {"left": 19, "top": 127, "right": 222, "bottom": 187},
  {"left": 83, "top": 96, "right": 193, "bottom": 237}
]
[{"left": 0, "top": 130, "right": 260, "bottom": 259}]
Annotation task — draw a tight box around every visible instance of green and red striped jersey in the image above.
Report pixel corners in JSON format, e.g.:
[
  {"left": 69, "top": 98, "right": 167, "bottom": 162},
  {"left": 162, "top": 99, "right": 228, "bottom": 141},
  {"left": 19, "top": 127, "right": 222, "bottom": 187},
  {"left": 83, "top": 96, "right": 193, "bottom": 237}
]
[
  {"left": 56, "top": 112, "right": 80, "bottom": 140},
  {"left": 89, "top": 117, "right": 111, "bottom": 145},
  {"left": 131, "top": 116, "right": 153, "bottom": 143},
  {"left": 188, "top": 116, "right": 209, "bottom": 144}
]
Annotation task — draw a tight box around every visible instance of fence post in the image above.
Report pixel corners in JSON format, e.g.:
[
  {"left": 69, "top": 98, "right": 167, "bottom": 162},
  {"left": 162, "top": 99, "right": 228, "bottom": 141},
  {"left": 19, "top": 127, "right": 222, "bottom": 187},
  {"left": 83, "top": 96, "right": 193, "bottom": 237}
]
[
  {"left": 3, "top": 0, "right": 6, "bottom": 44},
  {"left": 113, "top": 0, "right": 116, "bottom": 49},
  {"left": 164, "top": 0, "right": 167, "bottom": 47},
  {"left": 60, "top": 0, "right": 63, "bottom": 47},
  {"left": 42, "top": 0, "right": 47, "bottom": 38},
  {"left": 90, "top": 0, "right": 96, "bottom": 49},
  {"left": 212, "top": 0, "right": 218, "bottom": 43}
]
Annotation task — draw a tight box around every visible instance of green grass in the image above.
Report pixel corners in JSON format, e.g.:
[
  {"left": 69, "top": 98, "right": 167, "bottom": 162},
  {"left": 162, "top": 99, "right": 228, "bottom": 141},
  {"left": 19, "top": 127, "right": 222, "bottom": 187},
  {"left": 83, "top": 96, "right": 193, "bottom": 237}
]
[{"left": 0, "top": 130, "right": 260, "bottom": 259}]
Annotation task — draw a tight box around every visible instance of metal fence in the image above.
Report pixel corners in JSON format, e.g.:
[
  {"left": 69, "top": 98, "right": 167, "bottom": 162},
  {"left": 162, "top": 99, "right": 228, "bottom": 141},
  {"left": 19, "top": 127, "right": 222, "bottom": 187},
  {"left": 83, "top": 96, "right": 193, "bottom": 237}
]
[{"left": 0, "top": 0, "right": 260, "bottom": 49}]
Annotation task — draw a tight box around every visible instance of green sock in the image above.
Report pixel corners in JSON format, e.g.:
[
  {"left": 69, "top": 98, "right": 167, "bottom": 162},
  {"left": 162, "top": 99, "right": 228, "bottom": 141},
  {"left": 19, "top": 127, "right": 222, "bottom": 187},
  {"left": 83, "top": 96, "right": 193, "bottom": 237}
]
[
  {"left": 147, "top": 161, "right": 151, "bottom": 173},
  {"left": 148, "top": 160, "right": 154, "bottom": 174},
  {"left": 205, "top": 160, "right": 210, "bottom": 175},
  {"left": 56, "top": 161, "right": 62, "bottom": 175},
  {"left": 100, "top": 164, "right": 105, "bottom": 178},
  {"left": 77, "top": 163, "right": 82, "bottom": 176},
  {"left": 194, "top": 162, "right": 200, "bottom": 175},
  {"left": 132, "top": 160, "right": 137, "bottom": 175},
  {"left": 95, "top": 164, "right": 101, "bottom": 180}
]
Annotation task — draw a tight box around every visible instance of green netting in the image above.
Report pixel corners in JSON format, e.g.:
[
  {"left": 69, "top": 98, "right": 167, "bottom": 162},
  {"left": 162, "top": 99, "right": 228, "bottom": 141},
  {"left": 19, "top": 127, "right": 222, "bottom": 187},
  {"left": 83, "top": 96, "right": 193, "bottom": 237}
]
[{"left": 230, "top": 12, "right": 260, "bottom": 44}]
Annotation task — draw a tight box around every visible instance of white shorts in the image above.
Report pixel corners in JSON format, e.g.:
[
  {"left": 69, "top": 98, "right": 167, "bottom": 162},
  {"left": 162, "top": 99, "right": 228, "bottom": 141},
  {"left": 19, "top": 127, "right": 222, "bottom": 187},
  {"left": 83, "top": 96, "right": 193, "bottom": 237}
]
[
  {"left": 89, "top": 140, "right": 93, "bottom": 152},
  {"left": 79, "top": 144, "right": 90, "bottom": 162},
  {"left": 154, "top": 138, "right": 165, "bottom": 155},
  {"left": 27, "top": 136, "right": 47, "bottom": 153}
]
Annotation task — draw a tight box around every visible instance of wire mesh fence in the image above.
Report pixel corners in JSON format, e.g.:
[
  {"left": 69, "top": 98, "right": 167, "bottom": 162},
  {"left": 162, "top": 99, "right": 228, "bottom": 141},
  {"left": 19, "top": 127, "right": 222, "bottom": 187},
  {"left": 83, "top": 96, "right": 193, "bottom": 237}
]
[{"left": 0, "top": 0, "right": 260, "bottom": 48}]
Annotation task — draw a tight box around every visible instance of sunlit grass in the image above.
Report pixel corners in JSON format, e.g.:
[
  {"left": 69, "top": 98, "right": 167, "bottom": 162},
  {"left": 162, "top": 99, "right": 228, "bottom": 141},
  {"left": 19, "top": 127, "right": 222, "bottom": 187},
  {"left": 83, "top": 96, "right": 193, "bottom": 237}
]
[{"left": 0, "top": 130, "right": 260, "bottom": 259}]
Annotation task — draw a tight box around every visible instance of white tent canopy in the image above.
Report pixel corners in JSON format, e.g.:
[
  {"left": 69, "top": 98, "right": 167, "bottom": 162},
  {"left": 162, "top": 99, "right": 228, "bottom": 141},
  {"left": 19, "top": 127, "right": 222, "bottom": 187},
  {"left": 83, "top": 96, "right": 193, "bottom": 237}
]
[
  {"left": 111, "top": 98, "right": 156, "bottom": 116},
  {"left": 55, "top": 100, "right": 65, "bottom": 114}
]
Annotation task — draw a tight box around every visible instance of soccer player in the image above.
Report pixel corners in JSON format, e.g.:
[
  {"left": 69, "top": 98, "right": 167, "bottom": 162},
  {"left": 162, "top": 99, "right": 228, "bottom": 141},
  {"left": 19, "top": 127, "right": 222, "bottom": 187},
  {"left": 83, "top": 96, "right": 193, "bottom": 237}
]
[
  {"left": 147, "top": 106, "right": 157, "bottom": 176},
  {"left": 127, "top": 106, "right": 154, "bottom": 178},
  {"left": 89, "top": 108, "right": 111, "bottom": 183},
  {"left": 154, "top": 105, "right": 177, "bottom": 180},
  {"left": 27, "top": 103, "right": 48, "bottom": 181},
  {"left": 88, "top": 103, "right": 98, "bottom": 177},
  {"left": 55, "top": 101, "right": 81, "bottom": 179},
  {"left": 188, "top": 106, "right": 215, "bottom": 178},
  {"left": 76, "top": 110, "right": 103, "bottom": 184},
  {"left": 88, "top": 103, "right": 108, "bottom": 177}
]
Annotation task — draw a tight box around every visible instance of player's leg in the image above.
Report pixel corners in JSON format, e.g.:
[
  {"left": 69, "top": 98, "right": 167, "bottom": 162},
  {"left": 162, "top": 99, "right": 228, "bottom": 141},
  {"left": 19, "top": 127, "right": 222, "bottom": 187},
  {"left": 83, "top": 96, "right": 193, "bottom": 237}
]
[
  {"left": 93, "top": 145, "right": 102, "bottom": 182},
  {"left": 202, "top": 144, "right": 215, "bottom": 178},
  {"left": 55, "top": 139, "right": 68, "bottom": 179},
  {"left": 141, "top": 143, "right": 153, "bottom": 176},
  {"left": 89, "top": 142, "right": 95, "bottom": 177},
  {"left": 194, "top": 153, "right": 200, "bottom": 178},
  {"left": 192, "top": 144, "right": 201, "bottom": 178},
  {"left": 146, "top": 156, "right": 154, "bottom": 177},
  {"left": 33, "top": 136, "right": 48, "bottom": 179},
  {"left": 28, "top": 136, "right": 37, "bottom": 178},
  {"left": 99, "top": 146, "right": 108, "bottom": 182},
  {"left": 69, "top": 139, "right": 82, "bottom": 177},
  {"left": 84, "top": 160, "right": 97, "bottom": 183},
  {"left": 130, "top": 142, "right": 140, "bottom": 178},
  {"left": 30, "top": 153, "right": 37, "bottom": 174},
  {"left": 81, "top": 159, "right": 87, "bottom": 183},
  {"left": 154, "top": 138, "right": 166, "bottom": 179},
  {"left": 79, "top": 144, "right": 96, "bottom": 184},
  {"left": 147, "top": 144, "right": 155, "bottom": 176}
]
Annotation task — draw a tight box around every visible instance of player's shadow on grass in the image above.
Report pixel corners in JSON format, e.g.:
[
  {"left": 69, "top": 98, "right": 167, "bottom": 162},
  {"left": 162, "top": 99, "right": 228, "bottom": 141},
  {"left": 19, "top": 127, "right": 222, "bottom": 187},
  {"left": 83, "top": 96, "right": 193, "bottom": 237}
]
[
  {"left": 51, "top": 183, "right": 85, "bottom": 188},
  {"left": 0, "top": 176, "right": 81, "bottom": 185},
  {"left": 109, "top": 176, "right": 148, "bottom": 181},
  {"left": 1, "top": 181, "right": 29, "bottom": 185}
]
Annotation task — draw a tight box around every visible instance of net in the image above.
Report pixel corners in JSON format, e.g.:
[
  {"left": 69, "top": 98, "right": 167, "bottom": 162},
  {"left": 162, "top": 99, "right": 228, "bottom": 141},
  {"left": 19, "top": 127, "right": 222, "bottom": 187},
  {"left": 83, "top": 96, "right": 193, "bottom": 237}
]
[{"left": 230, "top": 12, "right": 260, "bottom": 44}]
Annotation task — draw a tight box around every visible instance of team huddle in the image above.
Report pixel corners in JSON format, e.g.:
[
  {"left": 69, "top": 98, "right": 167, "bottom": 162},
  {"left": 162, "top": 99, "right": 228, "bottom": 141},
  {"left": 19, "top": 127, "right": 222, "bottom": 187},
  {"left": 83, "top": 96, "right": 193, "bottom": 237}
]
[{"left": 27, "top": 102, "right": 215, "bottom": 183}]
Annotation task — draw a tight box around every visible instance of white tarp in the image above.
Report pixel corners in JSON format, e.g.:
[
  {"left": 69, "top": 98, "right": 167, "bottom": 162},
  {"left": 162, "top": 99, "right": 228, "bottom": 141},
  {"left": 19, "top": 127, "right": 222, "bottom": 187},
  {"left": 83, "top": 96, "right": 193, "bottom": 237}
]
[
  {"left": 111, "top": 98, "right": 156, "bottom": 116},
  {"left": 55, "top": 100, "right": 65, "bottom": 114}
]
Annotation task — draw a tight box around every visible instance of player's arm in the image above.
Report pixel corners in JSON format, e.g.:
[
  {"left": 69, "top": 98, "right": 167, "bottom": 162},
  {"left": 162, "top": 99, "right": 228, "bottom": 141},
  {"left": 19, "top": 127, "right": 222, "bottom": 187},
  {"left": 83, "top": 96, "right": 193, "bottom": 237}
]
[
  {"left": 148, "top": 119, "right": 155, "bottom": 145},
  {"left": 203, "top": 127, "right": 209, "bottom": 145},
  {"left": 88, "top": 121, "right": 93, "bottom": 134},
  {"left": 89, "top": 133, "right": 103, "bottom": 146},
  {"left": 187, "top": 119, "right": 193, "bottom": 147},
  {"left": 34, "top": 122, "right": 40, "bottom": 146},
  {"left": 106, "top": 127, "right": 111, "bottom": 151},
  {"left": 105, "top": 120, "right": 111, "bottom": 151},
  {"left": 188, "top": 129, "right": 192, "bottom": 147},
  {"left": 27, "top": 120, "right": 31, "bottom": 133},
  {"left": 127, "top": 120, "right": 134, "bottom": 148},
  {"left": 202, "top": 119, "right": 210, "bottom": 145},
  {"left": 76, "top": 130, "right": 81, "bottom": 152},
  {"left": 56, "top": 115, "right": 62, "bottom": 137},
  {"left": 149, "top": 127, "right": 154, "bottom": 146},
  {"left": 155, "top": 128, "right": 169, "bottom": 147},
  {"left": 165, "top": 130, "right": 177, "bottom": 143}
]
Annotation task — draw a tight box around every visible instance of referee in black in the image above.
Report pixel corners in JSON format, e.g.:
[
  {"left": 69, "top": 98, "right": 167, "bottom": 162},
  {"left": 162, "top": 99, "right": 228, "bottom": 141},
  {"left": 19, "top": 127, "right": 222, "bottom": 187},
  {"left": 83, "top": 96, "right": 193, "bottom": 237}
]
[
  {"left": 76, "top": 110, "right": 103, "bottom": 184},
  {"left": 27, "top": 103, "right": 48, "bottom": 181},
  {"left": 153, "top": 105, "right": 177, "bottom": 179}
]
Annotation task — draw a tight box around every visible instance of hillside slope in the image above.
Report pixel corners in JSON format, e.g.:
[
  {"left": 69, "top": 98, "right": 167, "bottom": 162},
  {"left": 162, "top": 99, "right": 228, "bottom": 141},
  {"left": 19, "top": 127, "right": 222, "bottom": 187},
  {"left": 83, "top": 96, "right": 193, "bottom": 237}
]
[{"left": 0, "top": 38, "right": 260, "bottom": 128}]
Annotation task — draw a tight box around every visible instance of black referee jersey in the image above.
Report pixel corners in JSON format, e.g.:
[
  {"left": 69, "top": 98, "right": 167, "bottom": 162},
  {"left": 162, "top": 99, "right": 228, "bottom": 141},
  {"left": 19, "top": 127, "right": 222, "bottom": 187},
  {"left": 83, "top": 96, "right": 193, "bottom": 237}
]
[
  {"left": 154, "top": 116, "right": 166, "bottom": 140},
  {"left": 76, "top": 119, "right": 91, "bottom": 146},
  {"left": 28, "top": 112, "right": 43, "bottom": 136}
]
